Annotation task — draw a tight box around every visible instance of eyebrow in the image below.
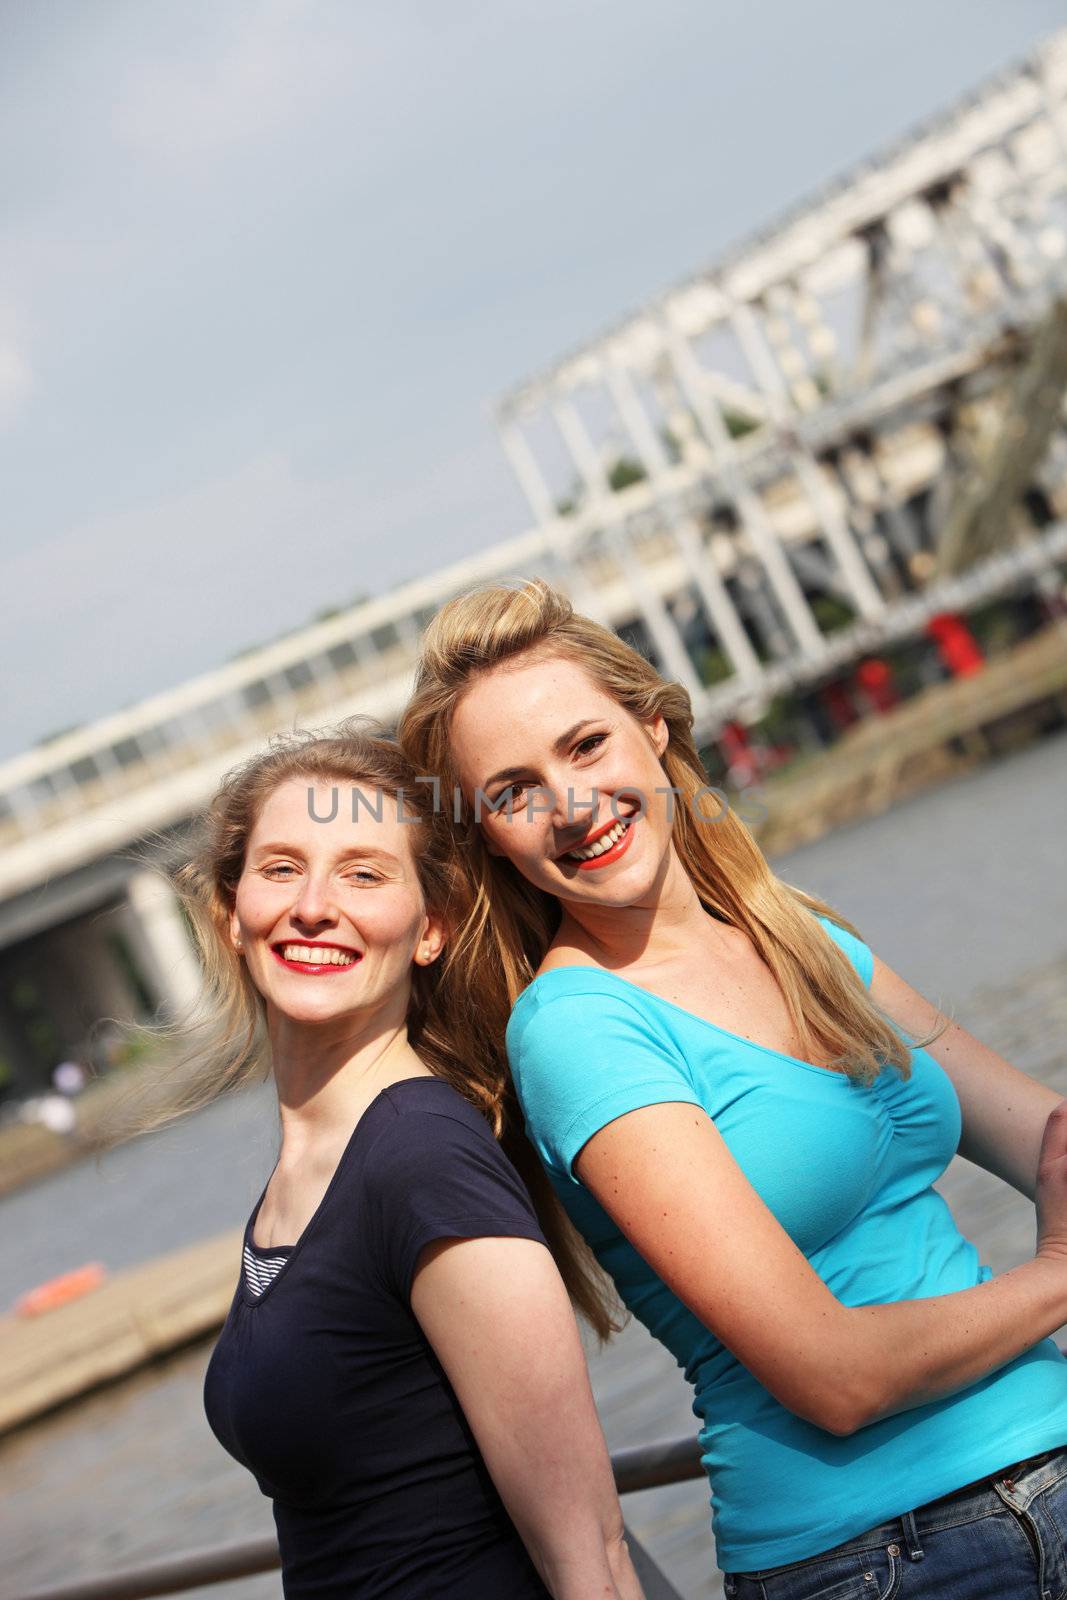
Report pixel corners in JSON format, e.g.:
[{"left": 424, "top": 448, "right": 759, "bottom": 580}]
[
  {"left": 250, "top": 843, "right": 403, "bottom": 868},
  {"left": 483, "top": 719, "right": 604, "bottom": 789}
]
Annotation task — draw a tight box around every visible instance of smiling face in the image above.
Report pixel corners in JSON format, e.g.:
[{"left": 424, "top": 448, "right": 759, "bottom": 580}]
[
  {"left": 229, "top": 777, "right": 444, "bottom": 1034},
  {"left": 448, "top": 650, "right": 676, "bottom": 913}
]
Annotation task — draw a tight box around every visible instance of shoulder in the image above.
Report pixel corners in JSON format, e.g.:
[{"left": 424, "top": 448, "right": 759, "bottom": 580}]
[
  {"left": 376, "top": 1075, "right": 496, "bottom": 1134},
  {"left": 508, "top": 966, "right": 672, "bottom": 1051},
  {"left": 360, "top": 1077, "right": 529, "bottom": 1203},
  {"left": 507, "top": 968, "right": 685, "bottom": 1082},
  {"left": 362, "top": 1077, "right": 501, "bottom": 1170},
  {"left": 810, "top": 911, "right": 874, "bottom": 989},
  {"left": 357, "top": 1080, "right": 544, "bottom": 1300},
  {"left": 506, "top": 970, "right": 698, "bottom": 1177}
]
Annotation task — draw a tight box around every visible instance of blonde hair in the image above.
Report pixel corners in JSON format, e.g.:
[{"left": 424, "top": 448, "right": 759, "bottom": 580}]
[
  {"left": 398, "top": 579, "right": 948, "bottom": 1097},
  {"left": 124, "top": 719, "right": 616, "bottom": 1336}
]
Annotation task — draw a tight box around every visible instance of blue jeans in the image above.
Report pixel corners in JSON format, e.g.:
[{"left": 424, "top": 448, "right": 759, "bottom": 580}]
[{"left": 722, "top": 1448, "right": 1067, "bottom": 1600}]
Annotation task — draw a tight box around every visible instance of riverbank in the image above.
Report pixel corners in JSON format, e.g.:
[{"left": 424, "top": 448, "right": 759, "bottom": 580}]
[
  {"left": 0, "top": 1042, "right": 202, "bottom": 1201},
  {"left": 0, "top": 1231, "right": 240, "bottom": 1436},
  {"left": 752, "top": 615, "right": 1067, "bottom": 854}
]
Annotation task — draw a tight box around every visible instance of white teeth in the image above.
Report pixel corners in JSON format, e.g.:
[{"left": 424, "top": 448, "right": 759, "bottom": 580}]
[
  {"left": 567, "top": 818, "right": 630, "bottom": 862},
  {"left": 280, "top": 945, "right": 358, "bottom": 966}
]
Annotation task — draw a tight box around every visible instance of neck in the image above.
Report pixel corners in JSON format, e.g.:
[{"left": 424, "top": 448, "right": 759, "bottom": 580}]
[
  {"left": 266, "top": 999, "right": 429, "bottom": 1156},
  {"left": 555, "top": 845, "right": 723, "bottom": 969}
]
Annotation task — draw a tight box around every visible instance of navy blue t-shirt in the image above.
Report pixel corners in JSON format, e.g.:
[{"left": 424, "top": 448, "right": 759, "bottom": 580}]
[{"left": 203, "top": 1077, "right": 551, "bottom": 1599}]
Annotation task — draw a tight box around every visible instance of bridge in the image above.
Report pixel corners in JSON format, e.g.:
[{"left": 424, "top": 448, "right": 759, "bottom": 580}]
[{"left": 2, "top": 29, "right": 1067, "bottom": 1092}]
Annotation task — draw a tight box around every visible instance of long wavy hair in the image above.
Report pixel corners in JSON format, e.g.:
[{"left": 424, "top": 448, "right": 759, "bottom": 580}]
[
  {"left": 398, "top": 579, "right": 948, "bottom": 1097},
  {"left": 123, "top": 720, "right": 616, "bottom": 1336}
]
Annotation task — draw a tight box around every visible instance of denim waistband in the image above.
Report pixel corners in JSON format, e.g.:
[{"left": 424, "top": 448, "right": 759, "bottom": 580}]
[{"left": 730, "top": 1444, "right": 1067, "bottom": 1582}]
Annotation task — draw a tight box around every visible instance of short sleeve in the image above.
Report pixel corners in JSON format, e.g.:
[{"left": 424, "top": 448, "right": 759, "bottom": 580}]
[
  {"left": 363, "top": 1107, "right": 546, "bottom": 1301},
  {"left": 814, "top": 912, "right": 874, "bottom": 988},
  {"left": 507, "top": 983, "right": 701, "bottom": 1180}
]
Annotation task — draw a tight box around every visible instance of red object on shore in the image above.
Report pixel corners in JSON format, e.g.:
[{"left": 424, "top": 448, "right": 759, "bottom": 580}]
[
  {"left": 819, "top": 679, "right": 859, "bottom": 733},
  {"left": 718, "top": 720, "right": 760, "bottom": 786},
  {"left": 925, "top": 611, "right": 985, "bottom": 678},
  {"left": 854, "top": 657, "right": 900, "bottom": 714},
  {"left": 14, "top": 1262, "right": 107, "bottom": 1317}
]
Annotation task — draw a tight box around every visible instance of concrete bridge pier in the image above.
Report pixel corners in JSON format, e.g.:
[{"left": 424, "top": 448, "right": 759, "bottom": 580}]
[
  {"left": 0, "top": 901, "right": 150, "bottom": 1095},
  {"left": 120, "top": 870, "right": 204, "bottom": 1027},
  {"left": 0, "top": 869, "right": 203, "bottom": 1099}
]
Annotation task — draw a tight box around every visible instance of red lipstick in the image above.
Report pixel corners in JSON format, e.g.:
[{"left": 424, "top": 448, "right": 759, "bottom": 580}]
[
  {"left": 270, "top": 940, "right": 363, "bottom": 976},
  {"left": 574, "top": 815, "right": 636, "bottom": 871}
]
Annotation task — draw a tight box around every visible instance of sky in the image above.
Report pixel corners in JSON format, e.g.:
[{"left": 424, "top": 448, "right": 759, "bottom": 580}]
[{"left": 2, "top": 0, "right": 1065, "bottom": 761}]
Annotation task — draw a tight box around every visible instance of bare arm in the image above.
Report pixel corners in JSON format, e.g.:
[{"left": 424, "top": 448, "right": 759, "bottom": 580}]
[
  {"left": 870, "top": 952, "right": 1061, "bottom": 1198},
  {"left": 574, "top": 1098, "right": 1067, "bottom": 1438},
  {"left": 410, "top": 1235, "right": 643, "bottom": 1600}
]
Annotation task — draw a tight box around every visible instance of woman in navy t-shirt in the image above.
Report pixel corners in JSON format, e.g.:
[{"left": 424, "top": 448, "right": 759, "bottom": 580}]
[{"left": 184, "top": 724, "right": 641, "bottom": 1599}]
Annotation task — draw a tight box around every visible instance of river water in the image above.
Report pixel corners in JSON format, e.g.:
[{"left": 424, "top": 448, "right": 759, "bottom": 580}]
[{"left": 4, "top": 730, "right": 1067, "bottom": 1600}]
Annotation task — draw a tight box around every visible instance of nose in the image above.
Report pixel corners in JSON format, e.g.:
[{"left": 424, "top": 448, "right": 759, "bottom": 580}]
[
  {"left": 288, "top": 870, "right": 339, "bottom": 929},
  {"left": 548, "top": 778, "right": 599, "bottom": 837}
]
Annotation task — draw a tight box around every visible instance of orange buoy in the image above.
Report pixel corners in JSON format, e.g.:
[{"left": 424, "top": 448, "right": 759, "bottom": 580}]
[{"left": 14, "top": 1262, "right": 107, "bottom": 1317}]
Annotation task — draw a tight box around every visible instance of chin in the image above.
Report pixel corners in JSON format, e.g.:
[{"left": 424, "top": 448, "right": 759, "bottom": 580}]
[
  {"left": 555, "top": 866, "right": 653, "bottom": 906},
  {"left": 267, "top": 989, "right": 355, "bottom": 1028},
  {"left": 576, "top": 882, "right": 650, "bottom": 909}
]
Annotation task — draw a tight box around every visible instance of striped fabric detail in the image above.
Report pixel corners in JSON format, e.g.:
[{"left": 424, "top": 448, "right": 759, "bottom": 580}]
[{"left": 243, "top": 1240, "right": 292, "bottom": 1297}]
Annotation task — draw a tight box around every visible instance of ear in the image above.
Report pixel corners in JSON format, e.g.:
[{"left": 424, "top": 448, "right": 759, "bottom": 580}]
[
  {"left": 413, "top": 910, "right": 448, "bottom": 967},
  {"left": 229, "top": 905, "right": 244, "bottom": 955},
  {"left": 646, "top": 713, "right": 669, "bottom": 758}
]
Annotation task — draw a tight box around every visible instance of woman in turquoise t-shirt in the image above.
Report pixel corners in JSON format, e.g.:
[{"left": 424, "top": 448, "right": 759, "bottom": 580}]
[{"left": 399, "top": 578, "right": 1067, "bottom": 1599}]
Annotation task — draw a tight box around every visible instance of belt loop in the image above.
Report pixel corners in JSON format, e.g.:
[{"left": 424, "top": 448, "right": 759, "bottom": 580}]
[{"left": 900, "top": 1510, "right": 925, "bottom": 1562}]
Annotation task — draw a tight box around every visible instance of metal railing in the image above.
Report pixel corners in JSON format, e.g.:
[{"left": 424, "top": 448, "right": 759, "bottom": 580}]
[{"left": 15, "top": 1434, "right": 705, "bottom": 1600}]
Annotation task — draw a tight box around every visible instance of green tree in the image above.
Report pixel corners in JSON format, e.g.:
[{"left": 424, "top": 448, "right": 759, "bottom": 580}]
[{"left": 607, "top": 456, "right": 648, "bottom": 492}]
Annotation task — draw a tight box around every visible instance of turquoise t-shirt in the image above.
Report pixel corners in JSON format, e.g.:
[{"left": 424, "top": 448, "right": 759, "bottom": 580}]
[{"left": 506, "top": 911, "right": 1067, "bottom": 1572}]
